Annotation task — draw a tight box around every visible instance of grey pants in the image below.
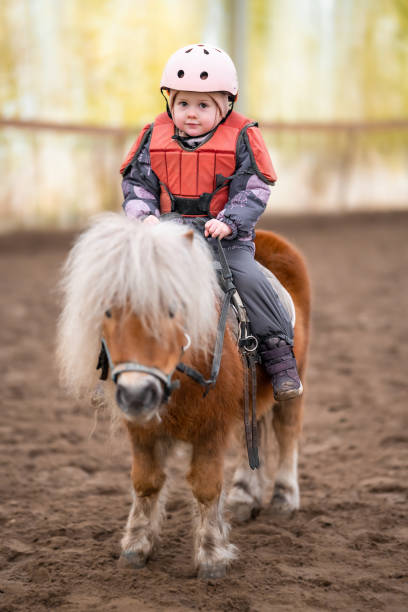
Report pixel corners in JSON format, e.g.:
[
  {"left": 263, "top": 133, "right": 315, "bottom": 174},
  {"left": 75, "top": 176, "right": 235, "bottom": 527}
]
[{"left": 221, "top": 244, "right": 294, "bottom": 345}]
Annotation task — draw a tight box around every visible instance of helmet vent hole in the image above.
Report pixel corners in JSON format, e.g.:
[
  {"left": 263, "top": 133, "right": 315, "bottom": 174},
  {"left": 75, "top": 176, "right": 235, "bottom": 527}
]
[
  {"left": 185, "top": 48, "right": 192, "bottom": 53},
  {"left": 215, "top": 48, "right": 221, "bottom": 52},
  {"left": 177, "top": 70, "right": 185, "bottom": 78},
  {"left": 200, "top": 71, "right": 208, "bottom": 80},
  {"left": 203, "top": 49, "right": 209, "bottom": 55}
]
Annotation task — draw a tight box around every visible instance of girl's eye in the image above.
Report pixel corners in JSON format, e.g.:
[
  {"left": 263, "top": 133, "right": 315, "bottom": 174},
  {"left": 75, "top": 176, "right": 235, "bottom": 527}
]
[
  {"left": 200, "top": 103, "right": 208, "bottom": 109},
  {"left": 180, "top": 101, "right": 187, "bottom": 107}
]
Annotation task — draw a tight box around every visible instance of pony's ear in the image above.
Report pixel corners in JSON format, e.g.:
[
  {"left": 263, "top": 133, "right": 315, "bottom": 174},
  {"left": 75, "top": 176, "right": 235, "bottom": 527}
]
[{"left": 183, "top": 230, "right": 194, "bottom": 243}]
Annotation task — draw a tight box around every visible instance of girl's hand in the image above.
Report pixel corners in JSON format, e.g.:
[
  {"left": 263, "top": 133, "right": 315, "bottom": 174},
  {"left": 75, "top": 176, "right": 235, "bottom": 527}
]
[
  {"left": 143, "top": 215, "right": 160, "bottom": 225},
  {"left": 204, "top": 219, "right": 232, "bottom": 239}
]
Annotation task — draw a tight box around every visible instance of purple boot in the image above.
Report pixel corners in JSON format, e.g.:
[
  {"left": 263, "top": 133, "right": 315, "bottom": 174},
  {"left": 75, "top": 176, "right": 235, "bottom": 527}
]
[{"left": 259, "top": 337, "right": 303, "bottom": 401}]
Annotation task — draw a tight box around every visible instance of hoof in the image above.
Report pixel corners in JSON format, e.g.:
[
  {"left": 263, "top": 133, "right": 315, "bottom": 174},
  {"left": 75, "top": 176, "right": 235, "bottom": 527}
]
[
  {"left": 228, "top": 482, "right": 261, "bottom": 524},
  {"left": 118, "top": 550, "right": 148, "bottom": 569},
  {"left": 270, "top": 495, "right": 295, "bottom": 517},
  {"left": 270, "top": 483, "right": 299, "bottom": 517},
  {"left": 198, "top": 563, "right": 227, "bottom": 580},
  {"left": 230, "top": 501, "right": 261, "bottom": 524}
]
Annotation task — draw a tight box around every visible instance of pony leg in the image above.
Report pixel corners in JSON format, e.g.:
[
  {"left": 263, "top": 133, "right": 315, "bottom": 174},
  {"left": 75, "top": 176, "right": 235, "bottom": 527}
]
[
  {"left": 227, "top": 425, "right": 267, "bottom": 523},
  {"left": 120, "top": 440, "right": 167, "bottom": 569},
  {"left": 187, "top": 443, "right": 237, "bottom": 579},
  {"left": 271, "top": 395, "right": 303, "bottom": 514}
]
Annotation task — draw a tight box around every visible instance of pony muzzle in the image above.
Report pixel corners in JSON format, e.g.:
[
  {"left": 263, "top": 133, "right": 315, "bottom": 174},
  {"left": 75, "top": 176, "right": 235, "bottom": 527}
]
[
  {"left": 100, "top": 337, "right": 184, "bottom": 420},
  {"left": 115, "top": 372, "right": 164, "bottom": 422}
]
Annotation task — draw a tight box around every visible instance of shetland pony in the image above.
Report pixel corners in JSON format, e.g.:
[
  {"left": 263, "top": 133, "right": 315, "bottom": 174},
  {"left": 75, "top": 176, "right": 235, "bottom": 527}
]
[{"left": 57, "top": 213, "right": 310, "bottom": 579}]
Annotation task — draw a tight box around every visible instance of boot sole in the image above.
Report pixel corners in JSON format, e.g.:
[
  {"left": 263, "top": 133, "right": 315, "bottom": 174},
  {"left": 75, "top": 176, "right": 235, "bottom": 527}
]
[{"left": 273, "top": 381, "right": 303, "bottom": 402}]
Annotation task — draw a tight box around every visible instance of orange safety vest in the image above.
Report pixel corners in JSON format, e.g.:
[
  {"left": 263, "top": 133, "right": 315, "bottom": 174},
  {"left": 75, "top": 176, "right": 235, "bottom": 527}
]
[{"left": 120, "top": 111, "right": 277, "bottom": 218}]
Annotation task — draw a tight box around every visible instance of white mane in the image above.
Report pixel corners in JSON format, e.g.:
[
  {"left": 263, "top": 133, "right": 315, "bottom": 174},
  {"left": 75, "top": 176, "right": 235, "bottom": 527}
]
[{"left": 57, "top": 213, "right": 220, "bottom": 397}]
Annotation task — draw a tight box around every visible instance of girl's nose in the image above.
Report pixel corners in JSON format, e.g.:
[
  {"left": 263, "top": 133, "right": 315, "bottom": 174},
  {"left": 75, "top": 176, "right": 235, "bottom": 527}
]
[{"left": 187, "top": 108, "right": 197, "bottom": 117}]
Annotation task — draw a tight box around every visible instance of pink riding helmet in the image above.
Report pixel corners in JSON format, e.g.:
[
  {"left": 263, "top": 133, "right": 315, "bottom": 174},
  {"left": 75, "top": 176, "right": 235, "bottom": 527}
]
[{"left": 160, "top": 43, "right": 239, "bottom": 99}]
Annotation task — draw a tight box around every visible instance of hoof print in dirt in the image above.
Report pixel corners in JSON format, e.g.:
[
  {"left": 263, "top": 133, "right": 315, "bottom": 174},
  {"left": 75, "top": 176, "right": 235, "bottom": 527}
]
[
  {"left": 118, "top": 550, "right": 149, "bottom": 570},
  {"left": 270, "top": 484, "right": 298, "bottom": 517},
  {"left": 197, "top": 564, "right": 227, "bottom": 580}
]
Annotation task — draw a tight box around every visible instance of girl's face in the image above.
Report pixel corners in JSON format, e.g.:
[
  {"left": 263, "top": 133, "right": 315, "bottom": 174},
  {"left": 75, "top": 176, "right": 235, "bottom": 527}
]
[{"left": 172, "top": 91, "right": 218, "bottom": 137}]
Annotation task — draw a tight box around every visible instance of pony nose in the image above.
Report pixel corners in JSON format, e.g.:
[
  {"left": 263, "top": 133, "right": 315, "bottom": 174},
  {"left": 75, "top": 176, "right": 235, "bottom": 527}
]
[{"left": 116, "top": 379, "right": 161, "bottom": 414}]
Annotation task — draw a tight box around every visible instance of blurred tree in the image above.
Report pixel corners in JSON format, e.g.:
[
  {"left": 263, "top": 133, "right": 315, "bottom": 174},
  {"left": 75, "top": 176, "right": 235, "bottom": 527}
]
[
  {"left": 247, "top": 0, "right": 408, "bottom": 121},
  {"left": 1, "top": 0, "right": 407, "bottom": 125}
]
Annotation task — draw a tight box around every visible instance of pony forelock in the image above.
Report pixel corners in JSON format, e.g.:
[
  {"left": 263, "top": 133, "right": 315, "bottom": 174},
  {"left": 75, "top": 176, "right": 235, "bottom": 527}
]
[{"left": 57, "top": 214, "right": 220, "bottom": 397}]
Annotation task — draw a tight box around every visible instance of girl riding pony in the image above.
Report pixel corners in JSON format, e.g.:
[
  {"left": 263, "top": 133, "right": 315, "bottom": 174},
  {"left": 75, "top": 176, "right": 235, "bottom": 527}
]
[{"left": 120, "top": 43, "right": 302, "bottom": 401}]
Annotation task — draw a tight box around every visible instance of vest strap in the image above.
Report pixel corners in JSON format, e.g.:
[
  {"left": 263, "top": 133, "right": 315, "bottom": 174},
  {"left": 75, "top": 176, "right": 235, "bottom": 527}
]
[
  {"left": 172, "top": 168, "right": 245, "bottom": 217},
  {"left": 173, "top": 194, "right": 212, "bottom": 216}
]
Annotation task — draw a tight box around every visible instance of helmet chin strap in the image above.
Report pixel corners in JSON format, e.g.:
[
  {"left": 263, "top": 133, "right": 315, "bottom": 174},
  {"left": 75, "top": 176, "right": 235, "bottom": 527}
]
[
  {"left": 172, "top": 123, "right": 220, "bottom": 143},
  {"left": 161, "top": 87, "right": 173, "bottom": 119}
]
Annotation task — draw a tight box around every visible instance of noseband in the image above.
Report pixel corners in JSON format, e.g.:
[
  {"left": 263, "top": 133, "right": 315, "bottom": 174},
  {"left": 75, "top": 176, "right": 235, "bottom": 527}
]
[{"left": 99, "top": 335, "right": 191, "bottom": 403}]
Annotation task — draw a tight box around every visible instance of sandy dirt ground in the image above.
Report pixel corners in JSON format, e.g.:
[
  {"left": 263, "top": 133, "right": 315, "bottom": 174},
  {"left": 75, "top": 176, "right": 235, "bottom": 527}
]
[{"left": 0, "top": 212, "right": 407, "bottom": 612}]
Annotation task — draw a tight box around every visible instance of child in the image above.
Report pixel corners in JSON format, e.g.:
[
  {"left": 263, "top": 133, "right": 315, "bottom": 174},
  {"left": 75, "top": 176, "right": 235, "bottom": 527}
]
[{"left": 120, "top": 43, "right": 302, "bottom": 401}]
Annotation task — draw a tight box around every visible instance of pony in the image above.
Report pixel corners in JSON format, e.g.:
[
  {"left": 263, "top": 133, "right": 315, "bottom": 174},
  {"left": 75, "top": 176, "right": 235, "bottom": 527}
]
[{"left": 57, "top": 213, "right": 310, "bottom": 579}]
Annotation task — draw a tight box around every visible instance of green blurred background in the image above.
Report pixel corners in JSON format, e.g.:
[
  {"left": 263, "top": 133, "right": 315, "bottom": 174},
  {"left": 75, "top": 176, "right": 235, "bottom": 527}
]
[{"left": 1, "top": 0, "right": 407, "bottom": 229}]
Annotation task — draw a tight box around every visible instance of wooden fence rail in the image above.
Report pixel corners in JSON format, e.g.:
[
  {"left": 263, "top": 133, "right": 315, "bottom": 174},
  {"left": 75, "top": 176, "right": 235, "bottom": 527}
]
[
  {"left": 1, "top": 116, "right": 407, "bottom": 226},
  {"left": 2, "top": 117, "right": 408, "bottom": 135}
]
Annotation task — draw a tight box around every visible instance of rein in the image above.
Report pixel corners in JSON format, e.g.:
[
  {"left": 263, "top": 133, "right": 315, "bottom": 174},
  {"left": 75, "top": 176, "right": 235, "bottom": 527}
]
[
  {"left": 214, "top": 239, "right": 259, "bottom": 470},
  {"left": 96, "top": 237, "right": 260, "bottom": 470},
  {"left": 176, "top": 239, "right": 236, "bottom": 396}
]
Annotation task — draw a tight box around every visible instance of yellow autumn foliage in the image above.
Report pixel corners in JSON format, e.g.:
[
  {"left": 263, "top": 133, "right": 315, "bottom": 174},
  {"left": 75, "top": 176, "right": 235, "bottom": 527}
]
[{"left": 0, "top": 0, "right": 407, "bottom": 227}]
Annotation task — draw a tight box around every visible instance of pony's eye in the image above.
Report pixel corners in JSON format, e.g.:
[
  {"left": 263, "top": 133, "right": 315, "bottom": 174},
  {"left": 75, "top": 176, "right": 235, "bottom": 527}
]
[
  {"left": 169, "top": 306, "right": 176, "bottom": 319},
  {"left": 105, "top": 310, "right": 112, "bottom": 318}
]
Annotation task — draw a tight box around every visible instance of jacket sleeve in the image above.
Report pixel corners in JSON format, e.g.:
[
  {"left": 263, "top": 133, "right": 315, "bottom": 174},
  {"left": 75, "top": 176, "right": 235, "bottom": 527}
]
[
  {"left": 216, "top": 137, "right": 272, "bottom": 241},
  {"left": 121, "top": 132, "right": 161, "bottom": 220}
]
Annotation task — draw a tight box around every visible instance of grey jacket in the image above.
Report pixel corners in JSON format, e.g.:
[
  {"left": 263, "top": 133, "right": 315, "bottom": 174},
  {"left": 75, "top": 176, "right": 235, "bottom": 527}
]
[{"left": 121, "top": 129, "right": 273, "bottom": 247}]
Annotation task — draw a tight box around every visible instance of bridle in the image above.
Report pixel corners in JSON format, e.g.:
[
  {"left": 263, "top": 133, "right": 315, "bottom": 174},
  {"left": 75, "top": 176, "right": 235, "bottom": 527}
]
[
  {"left": 97, "top": 285, "right": 235, "bottom": 403},
  {"left": 99, "top": 333, "right": 191, "bottom": 403}
]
